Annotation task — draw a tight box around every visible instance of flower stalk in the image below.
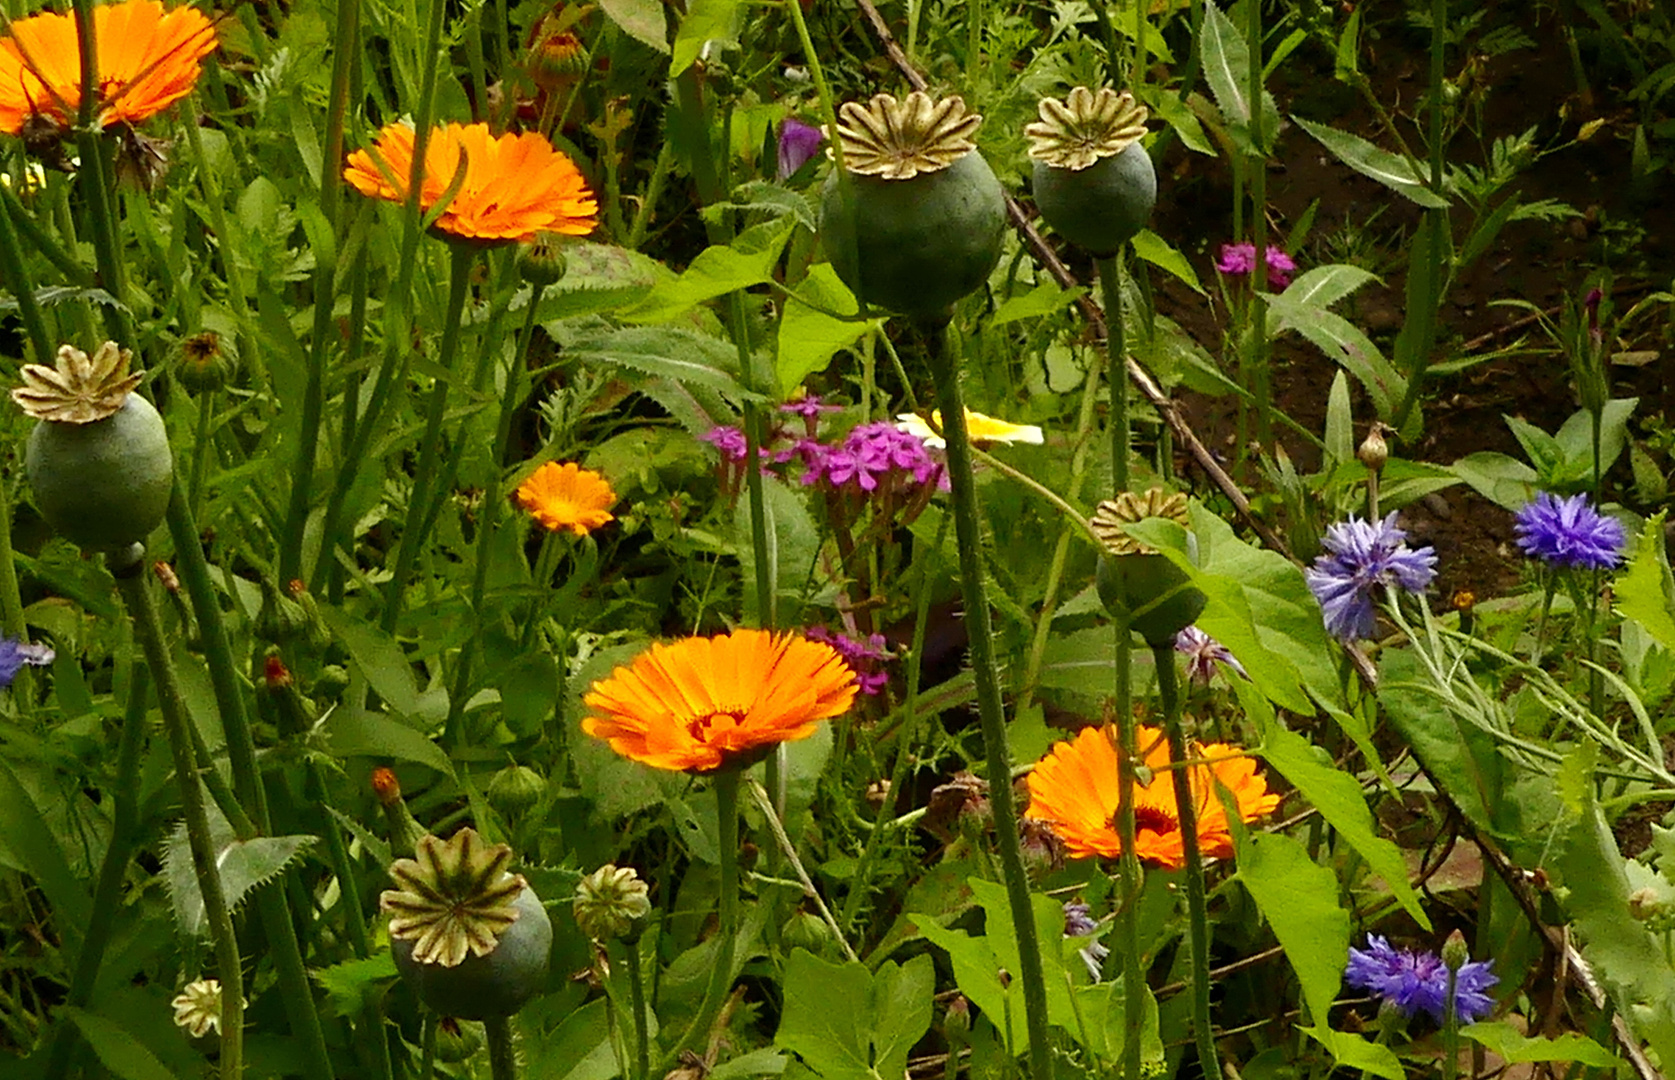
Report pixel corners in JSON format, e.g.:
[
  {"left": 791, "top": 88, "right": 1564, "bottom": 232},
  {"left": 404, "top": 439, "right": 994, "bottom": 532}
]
[
  {"left": 929, "top": 325, "right": 1054, "bottom": 1080},
  {"left": 664, "top": 768, "right": 740, "bottom": 1068},
  {"left": 486, "top": 1016, "right": 518, "bottom": 1080}
]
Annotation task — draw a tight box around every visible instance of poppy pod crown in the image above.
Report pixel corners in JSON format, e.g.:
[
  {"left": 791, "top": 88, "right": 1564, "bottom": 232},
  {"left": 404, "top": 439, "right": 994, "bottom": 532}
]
[
  {"left": 1027, "top": 86, "right": 1156, "bottom": 256},
  {"left": 817, "top": 91, "right": 1005, "bottom": 324},
  {"left": 1091, "top": 488, "right": 1205, "bottom": 646}
]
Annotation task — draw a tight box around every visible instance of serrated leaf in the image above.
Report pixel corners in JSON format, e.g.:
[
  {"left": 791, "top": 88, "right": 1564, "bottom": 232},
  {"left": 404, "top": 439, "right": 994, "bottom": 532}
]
[
  {"left": 1200, "top": 1, "right": 1280, "bottom": 141},
  {"left": 166, "top": 800, "right": 316, "bottom": 938},
  {"left": 620, "top": 219, "right": 794, "bottom": 323},
  {"left": 704, "top": 181, "right": 819, "bottom": 232},
  {"left": 597, "top": 0, "right": 668, "bottom": 52},
  {"left": 566, "top": 326, "right": 755, "bottom": 399},
  {"left": 1265, "top": 290, "right": 1404, "bottom": 418},
  {"left": 1278, "top": 264, "right": 1379, "bottom": 311},
  {"left": 310, "top": 951, "right": 399, "bottom": 1017},
  {"left": 1461, "top": 1022, "right": 1617, "bottom": 1067},
  {"left": 1294, "top": 117, "right": 1449, "bottom": 208},
  {"left": 1616, "top": 513, "right": 1675, "bottom": 653}
]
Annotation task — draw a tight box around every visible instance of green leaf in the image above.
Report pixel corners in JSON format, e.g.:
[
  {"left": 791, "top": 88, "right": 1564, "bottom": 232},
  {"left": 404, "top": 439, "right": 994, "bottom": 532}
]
[
  {"left": 1461, "top": 1023, "right": 1617, "bottom": 1067},
  {"left": 1553, "top": 398, "right": 1638, "bottom": 485},
  {"left": 310, "top": 951, "right": 399, "bottom": 1017},
  {"left": 1505, "top": 414, "right": 1564, "bottom": 478},
  {"left": 532, "top": 242, "right": 663, "bottom": 321},
  {"left": 776, "top": 951, "right": 935, "bottom": 1080},
  {"left": 566, "top": 326, "right": 754, "bottom": 398},
  {"left": 526, "top": 998, "right": 619, "bottom": 1080},
  {"left": 1451, "top": 451, "right": 1538, "bottom": 513},
  {"left": 1236, "top": 831, "right": 1350, "bottom": 1023},
  {"left": 1616, "top": 513, "right": 1675, "bottom": 651},
  {"left": 1293, "top": 117, "right": 1449, "bottom": 209},
  {"left": 1300, "top": 1026, "right": 1405, "bottom": 1080},
  {"left": 991, "top": 280, "right": 1086, "bottom": 325},
  {"left": 1279, "top": 264, "right": 1379, "bottom": 311},
  {"left": 1251, "top": 709, "right": 1429, "bottom": 928},
  {"left": 0, "top": 759, "right": 92, "bottom": 936},
  {"left": 620, "top": 219, "right": 794, "bottom": 323},
  {"left": 1200, "top": 1, "right": 1276, "bottom": 138},
  {"left": 1131, "top": 229, "right": 1203, "bottom": 294},
  {"left": 318, "top": 604, "right": 421, "bottom": 718},
  {"left": 64, "top": 1007, "right": 180, "bottom": 1080},
  {"left": 1324, "top": 371, "right": 1353, "bottom": 465},
  {"left": 1265, "top": 290, "right": 1405, "bottom": 418},
  {"left": 777, "top": 264, "right": 882, "bottom": 396},
  {"left": 319, "top": 707, "right": 455, "bottom": 778},
  {"left": 597, "top": 0, "right": 668, "bottom": 52},
  {"left": 671, "top": 0, "right": 742, "bottom": 74},
  {"left": 165, "top": 799, "right": 316, "bottom": 938}
]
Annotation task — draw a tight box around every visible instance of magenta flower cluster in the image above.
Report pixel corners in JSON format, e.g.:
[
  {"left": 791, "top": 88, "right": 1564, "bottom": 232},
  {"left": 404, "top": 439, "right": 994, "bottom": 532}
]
[
  {"left": 805, "top": 626, "right": 893, "bottom": 695},
  {"left": 1216, "top": 242, "right": 1297, "bottom": 289},
  {"left": 699, "top": 397, "right": 947, "bottom": 496}
]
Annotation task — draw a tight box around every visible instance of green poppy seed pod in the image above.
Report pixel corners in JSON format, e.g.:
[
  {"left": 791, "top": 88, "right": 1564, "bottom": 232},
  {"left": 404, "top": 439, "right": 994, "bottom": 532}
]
[
  {"left": 1091, "top": 489, "right": 1206, "bottom": 647},
  {"left": 13, "top": 342, "right": 173, "bottom": 552},
  {"left": 818, "top": 93, "right": 1006, "bottom": 324},
  {"left": 488, "top": 764, "right": 546, "bottom": 820},
  {"left": 1027, "top": 87, "right": 1156, "bottom": 257},
  {"left": 175, "top": 330, "right": 237, "bottom": 393}
]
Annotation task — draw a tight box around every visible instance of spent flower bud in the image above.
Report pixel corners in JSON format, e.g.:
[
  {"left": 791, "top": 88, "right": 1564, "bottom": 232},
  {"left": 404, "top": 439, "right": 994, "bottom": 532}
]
[{"left": 573, "top": 863, "right": 651, "bottom": 942}]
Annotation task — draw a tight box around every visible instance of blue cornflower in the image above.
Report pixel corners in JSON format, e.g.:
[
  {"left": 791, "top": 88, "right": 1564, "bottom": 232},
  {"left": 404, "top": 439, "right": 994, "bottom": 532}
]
[
  {"left": 1304, "top": 514, "right": 1437, "bottom": 641},
  {"left": 0, "top": 637, "right": 54, "bottom": 688},
  {"left": 1062, "top": 901, "right": 1109, "bottom": 981},
  {"left": 1174, "top": 625, "right": 1247, "bottom": 684},
  {"left": 1344, "top": 935, "right": 1498, "bottom": 1024},
  {"left": 1514, "top": 491, "right": 1625, "bottom": 570}
]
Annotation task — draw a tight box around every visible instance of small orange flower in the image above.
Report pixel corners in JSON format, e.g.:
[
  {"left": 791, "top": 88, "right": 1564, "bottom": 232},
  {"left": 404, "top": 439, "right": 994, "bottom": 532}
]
[
  {"left": 1024, "top": 724, "right": 1280, "bottom": 868},
  {"left": 0, "top": 0, "right": 217, "bottom": 136},
  {"left": 344, "top": 121, "right": 597, "bottom": 243},
  {"left": 583, "top": 629, "right": 859, "bottom": 772},
  {"left": 516, "top": 461, "right": 616, "bottom": 536}
]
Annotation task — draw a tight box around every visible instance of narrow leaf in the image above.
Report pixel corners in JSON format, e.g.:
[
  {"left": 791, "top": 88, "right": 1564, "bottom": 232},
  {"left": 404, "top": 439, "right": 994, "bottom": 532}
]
[{"left": 1294, "top": 117, "right": 1449, "bottom": 208}]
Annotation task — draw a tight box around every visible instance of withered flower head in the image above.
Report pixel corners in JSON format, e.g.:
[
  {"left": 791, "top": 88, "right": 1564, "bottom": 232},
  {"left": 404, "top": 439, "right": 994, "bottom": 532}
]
[
  {"left": 829, "top": 92, "right": 982, "bottom": 181},
  {"left": 380, "top": 828, "right": 527, "bottom": 967},
  {"left": 1025, "top": 86, "right": 1149, "bottom": 172},
  {"left": 1089, "top": 488, "right": 1191, "bottom": 557},
  {"left": 12, "top": 341, "right": 143, "bottom": 423}
]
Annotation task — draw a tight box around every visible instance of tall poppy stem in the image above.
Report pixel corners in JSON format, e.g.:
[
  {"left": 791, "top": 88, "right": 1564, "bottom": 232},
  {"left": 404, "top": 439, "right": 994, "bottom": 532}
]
[
  {"left": 485, "top": 1016, "right": 519, "bottom": 1080},
  {"left": 665, "top": 768, "right": 741, "bottom": 1068},
  {"left": 1154, "top": 644, "right": 1219, "bottom": 1080},
  {"left": 928, "top": 323, "right": 1055, "bottom": 1080},
  {"left": 382, "top": 242, "right": 476, "bottom": 635}
]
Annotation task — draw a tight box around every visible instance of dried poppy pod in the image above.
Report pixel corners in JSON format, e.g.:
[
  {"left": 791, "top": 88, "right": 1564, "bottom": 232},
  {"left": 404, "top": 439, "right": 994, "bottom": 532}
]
[
  {"left": 1026, "top": 87, "right": 1155, "bottom": 257},
  {"left": 1090, "top": 488, "right": 1205, "bottom": 646},
  {"left": 382, "top": 828, "right": 552, "bottom": 1020},
  {"left": 12, "top": 342, "right": 174, "bottom": 552},
  {"left": 817, "top": 92, "right": 1006, "bottom": 325}
]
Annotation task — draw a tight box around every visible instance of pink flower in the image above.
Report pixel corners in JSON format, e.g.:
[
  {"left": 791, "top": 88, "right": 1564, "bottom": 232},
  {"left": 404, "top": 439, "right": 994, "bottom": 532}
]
[{"left": 1215, "top": 242, "right": 1296, "bottom": 289}]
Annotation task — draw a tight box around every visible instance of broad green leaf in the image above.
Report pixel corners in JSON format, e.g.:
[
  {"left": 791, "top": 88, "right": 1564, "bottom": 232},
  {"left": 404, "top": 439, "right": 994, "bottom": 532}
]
[
  {"left": 737, "top": 477, "right": 819, "bottom": 619},
  {"left": 1131, "top": 229, "right": 1203, "bottom": 294},
  {"left": 1378, "top": 649, "right": 1508, "bottom": 838},
  {"left": 1201, "top": 2, "right": 1269, "bottom": 135},
  {"left": 319, "top": 707, "right": 455, "bottom": 778},
  {"left": 319, "top": 604, "right": 421, "bottom": 717},
  {"left": 1461, "top": 1022, "right": 1617, "bottom": 1067},
  {"left": 1553, "top": 398, "right": 1638, "bottom": 485},
  {"left": 671, "top": 0, "right": 742, "bottom": 75},
  {"left": 1265, "top": 291, "right": 1405, "bottom": 418},
  {"left": 1293, "top": 117, "right": 1449, "bottom": 209},
  {"left": 566, "top": 326, "right": 754, "bottom": 398},
  {"left": 165, "top": 799, "right": 316, "bottom": 938},
  {"left": 1249, "top": 702, "right": 1429, "bottom": 928},
  {"left": 64, "top": 1007, "right": 179, "bottom": 1080},
  {"left": 710, "top": 1049, "right": 789, "bottom": 1080},
  {"left": 990, "top": 280, "right": 1086, "bottom": 325},
  {"left": 1451, "top": 451, "right": 1538, "bottom": 513},
  {"left": 1324, "top": 371, "right": 1353, "bottom": 466},
  {"left": 495, "top": 652, "right": 558, "bottom": 738},
  {"left": 0, "top": 759, "right": 91, "bottom": 937},
  {"left": 1236, "top": 831, "right": 1349, "bottom": 1023},
  {"left": 1301, "top": 1026, "right": 1405, "bottom": 1080},
  {"left": 1505, "top": 414, "right": 1564, "bottom": 478},
  {"left": 620, "top": 219, "right": 793, "bottom": 323},
  {"left": 1146, "top": 91, "right": 1213, "bottom": 155},
  {"left": 598, "top": 0, "right": 668, "bottom": 52},
  {"left": 311, "top": 952, "right": 398, "bottom": 1017},
  {"left": 526, "top": 998, "right": 619, "bottom": 1080},
  {"left": 1616, "top": 513, "right": 1675, "bottom": 651},
  {"left": 778, "top": 264, "right": 882, "bottom": 396},
  {"left": 776, "top": 951, "right": 934, "bottom": 1080},
  {"left": 1277, "top": 264, "right": 1379, "bottom": 312},
  {"left": 532, "top": 242, "right": 663, "bottom": 321}
]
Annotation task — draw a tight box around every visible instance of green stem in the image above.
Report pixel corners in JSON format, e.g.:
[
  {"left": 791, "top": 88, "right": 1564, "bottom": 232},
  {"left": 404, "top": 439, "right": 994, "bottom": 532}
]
[
  {"left": 486, "top": 1015, "right": 518, "bottom": 1080},
  {"left": 1247, "top": 0, "right": 1270, "bottom": 452},
  {"left": 664, "top": 768, "right": 741, "bottom": 1069},
  {"left": 381, "top": 242, "right": 475, "bottom": 634},
  {"left": 0, "top": 188, "right": 52, "bottom": 364},
  {"left": 746, "top": 779, "right": 858, "bottom": 962},
  {"left": 41, "top": 667, "right": 149, "bottom": 1080},
  {"left": 188, "top": 389, "right": 215, "bottom": 517},
  {"left": 1098, "top": 254, "right": 1129, "bottom": 492},
  {"left": 1442, "top": 967, "right": 1460, "bottom": 1080},
  {"left": 181, "top": 94, "right": 259, "bottom": 390},
  {"left": 1155, "top": 645, "right": 1218, "bottom": 1080},
  {"left": 929, "top": 325, "right": 1054, "bottom": 1080},
  {"left": 113, "top": 556, "right": 243, "bottom": 1080},
  {"left": 625, "top": 938, "right": 651, "bottom": 1080},
  {"left": 70, "top": 0, "right": 130, "bottom": 347}
]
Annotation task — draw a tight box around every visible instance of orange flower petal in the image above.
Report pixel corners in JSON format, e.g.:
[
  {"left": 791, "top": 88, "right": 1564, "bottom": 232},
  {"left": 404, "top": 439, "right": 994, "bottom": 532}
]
[
  {"left": 344, "top": 121, "right": 598, "bottom": 244},
  {"left": 583, "top": 629, "right": 859, "bottom": 772},
  {"left": 1024, "top": 724, "right": 1279, "bottom": 868}
]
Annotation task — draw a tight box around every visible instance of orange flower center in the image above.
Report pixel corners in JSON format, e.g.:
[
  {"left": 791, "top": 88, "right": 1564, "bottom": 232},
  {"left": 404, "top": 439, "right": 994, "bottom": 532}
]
[
  {"left": 1130, "top": 804, "right": 1176, "bottom": 836},
  {"left": 688, "top": 708, "right": 749, "bottom": 742}
]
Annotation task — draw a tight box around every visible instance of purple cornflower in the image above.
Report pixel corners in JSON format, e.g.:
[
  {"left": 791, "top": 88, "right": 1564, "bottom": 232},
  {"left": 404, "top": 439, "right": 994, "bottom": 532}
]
[
  {"left": 1062, "top": 901, "right": 1109, "bottom": 981},
  {"left": 1304, "top": 513, "right": 1437, "bottom": 641},
  {"left": 0, "top": 637, "right": 54, "bottom": 688},
  {"left": 1215, "top": 242, "right": 1297, "bottom": 289},
  {"left": 778, "top": 117, "right": 825, "bottom": 180},
  {"left": 1174, "top": 626, "right": 1247, "bottom": 684},
  {"left": 701, "top": 425, "right": 748, "bottom": 462},
  {"left": 806, "top": 626, "right": 892, "bottom": 695},
  {"left": 1345, "top": 935, "right": 1498, "bottom": 1025},
  {"left": 1514, "top": 491, "right": 1625, "bottom": 570}
]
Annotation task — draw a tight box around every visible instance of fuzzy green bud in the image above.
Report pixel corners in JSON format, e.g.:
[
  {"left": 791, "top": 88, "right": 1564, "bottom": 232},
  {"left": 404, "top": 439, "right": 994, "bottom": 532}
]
[
  {"left": 1440, "top": 929, "right": 1470, "bottom": 972},
  {"left": 488, "top": 764, "right": 546, "bottom": 820},
  {"left": 518, "top": 232, "right": 570, "bottom": 286}
]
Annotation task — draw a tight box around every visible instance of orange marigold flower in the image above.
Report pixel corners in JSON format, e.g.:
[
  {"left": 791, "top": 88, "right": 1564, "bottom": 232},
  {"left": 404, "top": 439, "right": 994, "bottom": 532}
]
[
  {"left": 582, "top": 629, "right": 859, "bottom": 773},
  {"left": 516, "top": 461, "right": 616, "bottom": 536},
  {"left": 0, "top": 0, "right": 217, "bottom": 136},
  {"left": 343, "top": 121, "right": 597, "bottom": 243},
  {"left": 1024, "top": 724, "right": 1280, "bottom": 868}
]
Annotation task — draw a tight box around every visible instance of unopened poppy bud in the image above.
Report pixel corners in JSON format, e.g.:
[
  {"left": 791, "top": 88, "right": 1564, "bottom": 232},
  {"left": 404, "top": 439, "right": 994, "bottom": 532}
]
[{"left": 573, "top": 863, "right": 651, "bottom": 942}]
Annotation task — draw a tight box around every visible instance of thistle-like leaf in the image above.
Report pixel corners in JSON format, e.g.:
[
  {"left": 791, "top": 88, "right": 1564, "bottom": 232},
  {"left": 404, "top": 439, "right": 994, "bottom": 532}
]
[
  {"left": 381, "top": 828, "right": 526, "bottom": 968},
  {"left": 11, "top": 341, "right": 143, "bottom": 423},
  {"left": 164, "top": 798, "right": 318, "bottom": 938},
  {"left": 830, "top": 92, "right": 982, "bottom": 180},
  {"left": 1026, "top": 86, "right": 1150, "bottom": 171},
  {"left": 1090, "top": 488, "right": 1191, "bottom": 556}
]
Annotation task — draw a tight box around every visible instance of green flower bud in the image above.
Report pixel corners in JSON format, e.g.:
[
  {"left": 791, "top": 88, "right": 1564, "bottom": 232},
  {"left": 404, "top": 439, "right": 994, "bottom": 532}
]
[
  {"left": 488, "top": 764, "right": 546, "bottom": 820},
  {"left": 573, "top": 863, "right": 651, "bottom": 942}
]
